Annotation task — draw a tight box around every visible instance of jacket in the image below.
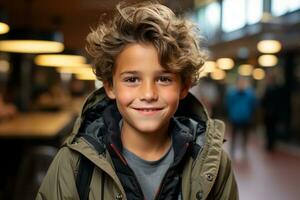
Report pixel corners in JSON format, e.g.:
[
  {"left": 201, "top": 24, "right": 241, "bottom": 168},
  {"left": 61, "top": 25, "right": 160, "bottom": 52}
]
[
  {"left": 225, "top": 87, "right": 256, "bottom": 125},
  {"left": 36, "top": 88, "right": 238, "bottom": 200}
]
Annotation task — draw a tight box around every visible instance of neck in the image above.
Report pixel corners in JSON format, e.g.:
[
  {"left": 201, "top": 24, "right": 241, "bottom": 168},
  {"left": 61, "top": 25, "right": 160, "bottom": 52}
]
[{"left": 121, "top": 123, "right": 171, "bottom": 161}]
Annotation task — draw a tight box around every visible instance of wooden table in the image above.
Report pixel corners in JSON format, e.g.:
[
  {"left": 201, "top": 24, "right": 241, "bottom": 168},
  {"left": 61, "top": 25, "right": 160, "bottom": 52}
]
[
  {"left": 0, "top": 111, "right": 75, "bottom": 139},
  {"left": 0, "top": 111, "right": 76, "bottom": 199}
]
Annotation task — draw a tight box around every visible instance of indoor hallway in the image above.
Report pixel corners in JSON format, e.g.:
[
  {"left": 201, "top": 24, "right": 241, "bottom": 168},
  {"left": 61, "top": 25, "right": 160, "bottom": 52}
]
[{"left": 224, "top": 131, "right": 300, "bottom": 200}]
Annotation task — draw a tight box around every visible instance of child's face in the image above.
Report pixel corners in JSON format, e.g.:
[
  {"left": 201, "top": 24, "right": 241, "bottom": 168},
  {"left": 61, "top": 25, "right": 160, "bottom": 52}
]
[{"left": 104, "top": 43, "right": 189, "bottom": 134}]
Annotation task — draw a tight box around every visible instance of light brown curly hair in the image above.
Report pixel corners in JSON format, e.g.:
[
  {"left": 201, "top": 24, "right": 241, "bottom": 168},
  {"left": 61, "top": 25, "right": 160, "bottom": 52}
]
[{"left": 86, "top": 1, "right": 207, "bottom": 86}]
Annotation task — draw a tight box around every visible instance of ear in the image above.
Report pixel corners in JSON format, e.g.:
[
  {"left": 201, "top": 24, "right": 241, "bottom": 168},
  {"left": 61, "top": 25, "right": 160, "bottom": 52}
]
[
  {"left": 103, "top": 81, "right": 116, "bottom": 99},
  {"left": 179, "top": 83, "right": 191, "bottom": 100}
]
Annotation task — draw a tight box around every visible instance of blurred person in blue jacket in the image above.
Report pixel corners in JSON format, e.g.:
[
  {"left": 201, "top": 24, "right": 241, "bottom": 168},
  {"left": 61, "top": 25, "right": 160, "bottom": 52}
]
[{"left": 225, "top": 76, "right": 257, "bottom": 158}]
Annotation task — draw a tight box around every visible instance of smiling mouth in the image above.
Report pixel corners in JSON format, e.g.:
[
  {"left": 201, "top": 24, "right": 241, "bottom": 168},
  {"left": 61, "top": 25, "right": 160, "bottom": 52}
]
[{"left": 133, "top": 108, "right": 163, "bottom": 112}]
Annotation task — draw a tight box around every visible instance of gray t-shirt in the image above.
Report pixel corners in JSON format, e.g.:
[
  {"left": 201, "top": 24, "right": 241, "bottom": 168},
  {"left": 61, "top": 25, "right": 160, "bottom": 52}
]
[{"left": 122, "top": 146, "right": 174, "bottom": 200}]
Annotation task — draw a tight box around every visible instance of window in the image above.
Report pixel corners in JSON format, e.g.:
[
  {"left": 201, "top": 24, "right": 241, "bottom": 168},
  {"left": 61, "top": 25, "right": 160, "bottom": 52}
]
[
  {"left": 272, "top": 0, "right": 300, "bottom": 16},
  {"left": 247, "top": 0, "right": 263, "bottom": 24},
  {"left": 197, "top": 1, "right": 221, "bottom": 39},
  {"left": 222, "top": 0, "right": 247, "bottom": 32},
  {"left": 222, "top": 0, "right": 263, "bottom": 32}
]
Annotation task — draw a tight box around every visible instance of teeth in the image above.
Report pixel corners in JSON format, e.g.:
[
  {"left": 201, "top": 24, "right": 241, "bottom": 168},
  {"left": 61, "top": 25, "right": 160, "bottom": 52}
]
[{"left": 138, "top": 108, "right": 159, "bottom": 111}]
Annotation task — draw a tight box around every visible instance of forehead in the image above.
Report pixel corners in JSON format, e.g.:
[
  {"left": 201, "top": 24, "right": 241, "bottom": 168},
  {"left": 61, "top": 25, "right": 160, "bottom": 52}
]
[{"left": 115, "top": 43, "right": 167, "bottom": 73}]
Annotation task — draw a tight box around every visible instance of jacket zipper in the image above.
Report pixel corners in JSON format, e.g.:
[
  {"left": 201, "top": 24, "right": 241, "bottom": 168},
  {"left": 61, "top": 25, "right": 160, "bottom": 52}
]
[{"left": 154, "top": 169, "right": 170, "bottom": 200}]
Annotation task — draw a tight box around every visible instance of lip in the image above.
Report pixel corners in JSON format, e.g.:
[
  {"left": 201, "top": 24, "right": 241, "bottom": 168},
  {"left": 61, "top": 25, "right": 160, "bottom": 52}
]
[{"left": 131, "top": 107, "right": 164, "bottom": 115}]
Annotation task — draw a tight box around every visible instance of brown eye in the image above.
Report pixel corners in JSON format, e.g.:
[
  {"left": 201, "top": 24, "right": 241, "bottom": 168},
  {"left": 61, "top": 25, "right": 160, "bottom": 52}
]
[
  {"left": 125, "top": 77, "right": 139, "bottom": 82},
  {"left": 157, "top": 76, "right": 172, "bottom": 85},
  {"left": 123, "top": 76, "right": 140, "bottom": 86}
]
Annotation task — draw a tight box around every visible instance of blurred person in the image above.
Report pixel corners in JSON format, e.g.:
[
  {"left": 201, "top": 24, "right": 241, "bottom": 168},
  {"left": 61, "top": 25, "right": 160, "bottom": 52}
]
[
  {"left": 37, "top": 2, "right": 238, "bottom": 200},
  {"left": 225, "top": 77, "right": 257, "bottom": 158},
  {"left": 0, "top": 94, "right": 18, "bottom": 121},
  {"left": 261, "top": 71, "right": 286, "bottom": 152},
  {"left": 69, "top": 78, "right": 86, "bottom": 97}
]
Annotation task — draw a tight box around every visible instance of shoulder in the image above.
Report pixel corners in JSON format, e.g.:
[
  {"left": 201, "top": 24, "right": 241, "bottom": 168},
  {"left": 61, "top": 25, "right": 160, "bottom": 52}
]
[
  {"left": 40, "top": 146, "right": 81, "bottom": 186},
  {"left": 218, "top": 150, "right": 233, "bottom": 179},
  {"left": 54, "top": 146, "right": 81, "bottom": 169},
  {"left": 41, "top": 146, "right": 81, "bottom": 182},
  {"left": 36, "top": 147, "right": 81, "bottom": 199}
]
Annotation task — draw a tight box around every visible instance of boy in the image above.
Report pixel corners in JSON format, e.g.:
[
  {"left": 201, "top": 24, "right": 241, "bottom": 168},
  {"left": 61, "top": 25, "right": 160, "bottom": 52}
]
[{"left": 36, "top": 1, "right": 238, "bottom": 200}]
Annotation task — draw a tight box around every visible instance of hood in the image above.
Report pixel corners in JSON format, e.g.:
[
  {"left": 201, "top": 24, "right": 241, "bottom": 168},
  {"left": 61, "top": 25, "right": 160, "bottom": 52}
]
[{"left": 71, "top": 87, "right": 209, "bottom": 155}]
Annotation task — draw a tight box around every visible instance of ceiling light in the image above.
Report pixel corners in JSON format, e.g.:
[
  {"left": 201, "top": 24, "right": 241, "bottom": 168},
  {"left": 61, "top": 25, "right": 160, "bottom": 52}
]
[
  {"left": 216, "top": 58, "right": 234, "bottom": 70},
  {"left": 35, "top": 54, "right": 87, "bottom": 67},
  {"left": 0, "top": 22, "right": 9, "bottom": 34},
  {"left": 0, "top": 40, "right": 64, "bottom": 53},
  {"left": 203, "top": 61, "right": 217, "bottom": 73},
  {"left": 76, "top": 73, "right": 96, "bottom": 80},
  {"left": 210, "top": 69, "right": 226, "bottom": 80},
  {"left": 57, "top": 66, "right": 93, "bottom": 74},
  {"left": 252, "top": 68, "right": 265, "bottom": 80},
  {"left": 0, "top": 28, "right": 64, "bottom": 53},
  {"left": 238, "top": 64, "right": 253, "bottom": 76},
  {"left": 257, "top": 40, "right": 281, "bottom": 54},
  {"left": 258, "top": 55, "right": 278, "bottom": 67}
]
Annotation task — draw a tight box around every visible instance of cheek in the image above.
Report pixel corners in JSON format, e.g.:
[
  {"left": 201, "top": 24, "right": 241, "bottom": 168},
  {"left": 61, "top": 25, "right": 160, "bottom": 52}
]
[
  {"left": 115, "top": 88, "right": 135, "bottom": 106},
  {"left": 160, "top": 89, "right": 181, "bottom": 107}
]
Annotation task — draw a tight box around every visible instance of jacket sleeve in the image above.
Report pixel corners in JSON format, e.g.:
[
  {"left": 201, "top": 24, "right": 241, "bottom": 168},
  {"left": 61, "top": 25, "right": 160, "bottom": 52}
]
[
  {"left": 36, "top": 147, "right": 80, "bottom": 200},
  {"left": 211, "top": 150, "right": 239, "bottom": 200}
]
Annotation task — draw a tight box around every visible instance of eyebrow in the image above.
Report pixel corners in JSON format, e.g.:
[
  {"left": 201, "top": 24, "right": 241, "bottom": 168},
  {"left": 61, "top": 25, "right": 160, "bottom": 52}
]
[
  {"left": 120, "top": 70, "right": 173, "bottom": 76},
  {"left": 120, "top": 71, "right": 140, "bottom": 75}
]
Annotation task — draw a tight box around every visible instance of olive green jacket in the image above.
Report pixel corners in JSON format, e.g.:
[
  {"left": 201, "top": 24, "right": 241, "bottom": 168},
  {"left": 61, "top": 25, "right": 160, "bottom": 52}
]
[{"left": 36, "top": 89, "right": 238, "bottom": 200}]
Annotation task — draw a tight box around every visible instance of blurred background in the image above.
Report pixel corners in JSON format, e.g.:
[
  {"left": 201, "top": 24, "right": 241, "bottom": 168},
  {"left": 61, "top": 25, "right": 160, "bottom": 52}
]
[{"left": 0, "top": 0, "right": 299, "bottom": 199}]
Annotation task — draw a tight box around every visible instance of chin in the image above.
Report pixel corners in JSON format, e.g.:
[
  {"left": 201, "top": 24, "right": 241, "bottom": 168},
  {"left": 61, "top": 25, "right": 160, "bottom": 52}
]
[{"left": 133, "top": 121, "right": 169, "bottom": 134}]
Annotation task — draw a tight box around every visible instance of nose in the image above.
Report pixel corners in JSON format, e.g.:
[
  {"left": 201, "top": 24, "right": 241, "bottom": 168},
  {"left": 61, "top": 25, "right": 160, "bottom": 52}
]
[{"left": 140, "top": 80, "right": 158, "bottom": 102}]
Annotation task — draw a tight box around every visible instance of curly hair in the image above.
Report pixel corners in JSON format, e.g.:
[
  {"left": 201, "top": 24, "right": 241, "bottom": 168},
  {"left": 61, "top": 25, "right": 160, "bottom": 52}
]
[{"left": 86, "top": 1, "right": 207, "bottom": 86}]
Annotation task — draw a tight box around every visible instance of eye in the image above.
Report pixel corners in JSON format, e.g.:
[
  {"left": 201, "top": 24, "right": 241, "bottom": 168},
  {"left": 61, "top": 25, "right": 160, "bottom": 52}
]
[
  {"left": 157, "top": 76, "right": 172, "bottom": 85},
  {"left": 123, "top": 76, "right": 140, "bottom": 84},
  {"left": 125, "top": 77, "right": 138, "bottom": 82}
]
